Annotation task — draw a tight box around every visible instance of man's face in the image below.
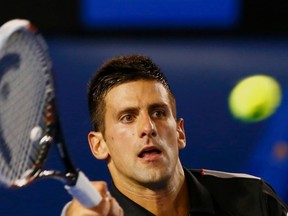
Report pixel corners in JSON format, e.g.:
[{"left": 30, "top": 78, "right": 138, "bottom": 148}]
[{"left": 91, "top": 80, "right": 185, "bottom": 188}]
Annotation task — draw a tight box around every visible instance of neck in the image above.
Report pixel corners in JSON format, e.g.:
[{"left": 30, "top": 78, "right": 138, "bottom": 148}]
[{"left": 114, "top": 165, "right": 190, "bottom": 216}]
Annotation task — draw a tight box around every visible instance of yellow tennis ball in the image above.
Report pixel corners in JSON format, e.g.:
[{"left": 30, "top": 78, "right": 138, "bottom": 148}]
[{"left": 229, "top": 75, "right": 282, "bottom": 122}]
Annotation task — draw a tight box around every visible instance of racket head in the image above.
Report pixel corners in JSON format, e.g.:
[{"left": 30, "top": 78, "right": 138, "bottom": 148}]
[{"left": 0, "top": 19, "right": 56, "bottom": 187}]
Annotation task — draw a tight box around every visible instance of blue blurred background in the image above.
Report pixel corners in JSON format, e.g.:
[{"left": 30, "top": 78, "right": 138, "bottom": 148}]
[{"left": 0, "top": 0, "right": 288, "bottom": 215}]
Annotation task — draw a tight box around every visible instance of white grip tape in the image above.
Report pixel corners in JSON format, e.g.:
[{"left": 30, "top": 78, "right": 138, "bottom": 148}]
[{"left": 64, "top": 171, "right": 102, "bottom": 208}]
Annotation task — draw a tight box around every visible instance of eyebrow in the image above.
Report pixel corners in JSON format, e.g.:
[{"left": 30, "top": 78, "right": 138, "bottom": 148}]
[
  {"left": 148, "top": 103, "right": 170, "bottom": 111},
  {"left": 115, "top": 102, "right": 170, "bottom": 117},
  {"left": 115, "top": 107, "right": 139, "bottom": 119}
]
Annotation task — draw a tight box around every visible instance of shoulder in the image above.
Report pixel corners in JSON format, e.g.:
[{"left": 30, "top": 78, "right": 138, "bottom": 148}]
[
  {"left": 193, "top": 168, "right": 261, "bottom": 180},
  {"left": 187, "top": 168, "right": 266, "bottom": 192},
  {"left": 185, "top": 168, "right": 288, "bottom": 215}
]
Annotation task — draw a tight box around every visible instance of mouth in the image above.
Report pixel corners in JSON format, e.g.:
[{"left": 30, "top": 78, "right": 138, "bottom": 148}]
[{"left": 138, "top": 146, "right": 162, "bottom": 159}]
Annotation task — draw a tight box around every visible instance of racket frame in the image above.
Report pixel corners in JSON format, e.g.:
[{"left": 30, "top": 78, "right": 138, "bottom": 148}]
[{"left": 0, "top": 19, "right": 102, "bottom": 207}]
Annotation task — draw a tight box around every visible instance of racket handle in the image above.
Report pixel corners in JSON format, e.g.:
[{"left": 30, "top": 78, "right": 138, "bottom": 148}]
[{"left": 64, "top": 171, "right": 102, "bottom": 208}]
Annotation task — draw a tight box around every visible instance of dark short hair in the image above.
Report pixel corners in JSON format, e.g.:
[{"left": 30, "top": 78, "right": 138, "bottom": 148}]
[{"left": 88, "top": 55, "right": 176, "bottom": 133}]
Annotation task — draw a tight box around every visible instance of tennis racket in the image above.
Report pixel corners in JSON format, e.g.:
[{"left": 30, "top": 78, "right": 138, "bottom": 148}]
[{"left": 0, "top": 19, "right": 102, "bottom": 208}]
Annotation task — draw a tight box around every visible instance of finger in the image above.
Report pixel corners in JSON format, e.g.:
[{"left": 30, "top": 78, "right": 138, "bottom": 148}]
[
  {"left": 66, "top": 181, "right": 111, "bottom": 216},
  {"left": 91, "top": 181, "right": 109, "bottom": 197},
  {"left": 108, "top": 197, "right": 124, "bottom": 216}
]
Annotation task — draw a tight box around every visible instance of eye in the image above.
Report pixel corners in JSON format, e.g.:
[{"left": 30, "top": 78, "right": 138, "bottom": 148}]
[
  {"left": 152, "top": 110, "right": 166, "bottom": 119},
  {"left": 120, "top": 114, "right": 135, "bottom": 123}
]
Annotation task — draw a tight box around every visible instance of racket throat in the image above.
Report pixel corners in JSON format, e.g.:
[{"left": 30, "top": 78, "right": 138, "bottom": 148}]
[
  {"left": 38, "top": 169, "right": 79, "bottom": 186},
  {"left": 13, "top": 168, "right": 79, "bottom": 187}
]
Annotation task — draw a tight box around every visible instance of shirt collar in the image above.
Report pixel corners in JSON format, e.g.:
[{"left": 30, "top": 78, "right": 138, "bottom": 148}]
[
  {"left": 110, "top": 167, "right": 216, "bottom": 215},
  {"left": 110, "top": 182, "right": 155, "bottom": 215},
  {"left": 183, "top": 167, "right": 216, "bottom": 215}
]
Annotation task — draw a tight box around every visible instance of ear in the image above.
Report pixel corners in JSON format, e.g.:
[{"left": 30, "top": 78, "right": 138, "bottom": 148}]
[
  {"left": 177, "top": 118, "right": 186, "bottom": 149},
  {"left": 88, "top": 131, "right": 109, "bottom": 160}
]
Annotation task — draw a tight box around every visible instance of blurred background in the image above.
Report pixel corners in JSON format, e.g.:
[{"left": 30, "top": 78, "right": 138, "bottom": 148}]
[{"left": 0, "top": 0, "right": 288, "bottom": 215}]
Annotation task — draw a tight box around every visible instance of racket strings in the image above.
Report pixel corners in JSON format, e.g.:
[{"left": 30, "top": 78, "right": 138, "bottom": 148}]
[{"left": 0, "top": 30, "right": 53, "bottom": 185}]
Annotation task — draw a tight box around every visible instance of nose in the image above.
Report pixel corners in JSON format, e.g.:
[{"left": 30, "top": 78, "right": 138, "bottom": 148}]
[{"left": 138, "top": 113, "right": 157, "bottom": 138}]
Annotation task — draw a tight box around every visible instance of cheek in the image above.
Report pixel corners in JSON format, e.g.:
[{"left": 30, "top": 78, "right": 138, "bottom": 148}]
[
  {"left": 105, "top": 127, "right": 134, "bottom": 152},
  {"left": 160, "top": 123, "right": 179, "bottom": 147},
  {"left": 114, "top": 124, "right": 136, "bottom": 139},
  {"left": 160, "top": 121, "right": 177, "bottom": 137}
]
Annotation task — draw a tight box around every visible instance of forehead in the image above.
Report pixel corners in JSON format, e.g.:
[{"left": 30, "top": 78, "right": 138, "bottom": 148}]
[{"left": 104, "top": 80, "right": 170, "bottom": 108}]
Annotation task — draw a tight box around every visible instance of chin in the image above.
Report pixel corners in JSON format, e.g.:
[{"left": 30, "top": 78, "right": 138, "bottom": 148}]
[{"left": 136, "top": 170, "right": 171, "bottom": 189}]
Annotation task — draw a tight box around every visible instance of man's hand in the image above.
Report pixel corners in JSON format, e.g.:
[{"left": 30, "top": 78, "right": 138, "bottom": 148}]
[{"left": 66, "top": 181, "right": 123, "bottom": 216}]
